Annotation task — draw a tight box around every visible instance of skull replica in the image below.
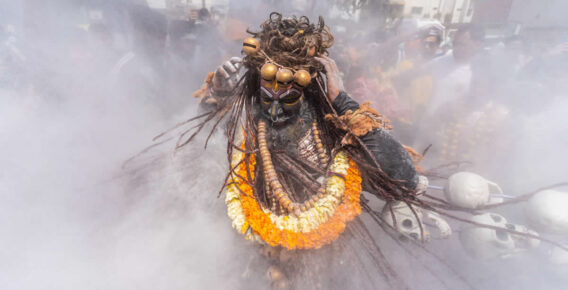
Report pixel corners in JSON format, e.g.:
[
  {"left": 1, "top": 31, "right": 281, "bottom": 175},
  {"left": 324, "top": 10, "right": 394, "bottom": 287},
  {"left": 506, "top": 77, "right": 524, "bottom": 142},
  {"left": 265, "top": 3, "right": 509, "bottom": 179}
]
[
  {"left": 381, "top": 201, "right": 452, "bottom": 242},
  {"left": 525, "top": 189, "right": 568, "bottom": 234},
  {"left": 504, "top": 223, "right": 540, "bottom": 250},
  {"left": 444, "top": 172, "right": 503, "bottom": 209},
  {"left": 459, "top": 213, "right": 540, "bottom": 260}
]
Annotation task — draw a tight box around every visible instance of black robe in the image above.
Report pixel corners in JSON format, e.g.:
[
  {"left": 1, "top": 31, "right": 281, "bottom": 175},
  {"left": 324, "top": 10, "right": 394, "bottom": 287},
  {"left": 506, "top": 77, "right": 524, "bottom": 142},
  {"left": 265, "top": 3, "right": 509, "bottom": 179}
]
[{"left": 332, "top": 92, "right": 419, "bottom": 189}]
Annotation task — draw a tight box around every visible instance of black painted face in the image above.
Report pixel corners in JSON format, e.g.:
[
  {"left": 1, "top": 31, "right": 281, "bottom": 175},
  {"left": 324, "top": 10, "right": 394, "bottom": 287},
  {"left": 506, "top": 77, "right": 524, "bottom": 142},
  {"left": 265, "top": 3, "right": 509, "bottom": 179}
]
[{"left": 259, "top": 79, "right": 304, "bottom": 126}]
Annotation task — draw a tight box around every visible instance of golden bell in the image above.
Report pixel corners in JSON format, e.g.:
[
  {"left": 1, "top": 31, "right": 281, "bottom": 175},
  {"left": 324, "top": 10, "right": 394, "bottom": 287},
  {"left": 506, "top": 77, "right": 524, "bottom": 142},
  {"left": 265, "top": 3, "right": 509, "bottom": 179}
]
[
  {"left": 293, "top": 70, "right": 311, "bottom": 87},
  {"left": 260, "top": 63, "right": 278, "bottom": 81},
  {"left": 242, "top": 37, "right": 260, "bottom": 55},
  {"left": 276, "top": 68, "right": 294, "bottom": 86}
]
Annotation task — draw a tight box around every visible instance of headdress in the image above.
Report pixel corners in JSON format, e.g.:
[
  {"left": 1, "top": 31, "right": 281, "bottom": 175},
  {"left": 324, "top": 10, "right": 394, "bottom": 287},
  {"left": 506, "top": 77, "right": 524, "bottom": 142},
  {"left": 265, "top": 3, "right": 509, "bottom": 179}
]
[{"left": 240, "top": 12, "right": 334, "bottom": 89}]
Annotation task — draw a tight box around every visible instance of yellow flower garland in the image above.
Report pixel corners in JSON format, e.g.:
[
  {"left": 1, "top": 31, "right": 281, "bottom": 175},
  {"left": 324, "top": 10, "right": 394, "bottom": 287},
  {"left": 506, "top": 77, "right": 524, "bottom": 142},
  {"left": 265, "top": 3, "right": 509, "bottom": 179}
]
[{"left": 225, "top": 144, "right": 362, "bottom": 249}]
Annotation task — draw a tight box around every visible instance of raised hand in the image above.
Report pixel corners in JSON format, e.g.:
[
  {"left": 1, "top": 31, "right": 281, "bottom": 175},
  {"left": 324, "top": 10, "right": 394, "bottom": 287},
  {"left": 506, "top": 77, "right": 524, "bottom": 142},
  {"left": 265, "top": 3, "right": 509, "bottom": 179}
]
[
  {"left": 315, "top": 55, "right": 345, "bottom": 102},
  {"left": 212, "top": 57, "right": 243, "bottom": 94}
]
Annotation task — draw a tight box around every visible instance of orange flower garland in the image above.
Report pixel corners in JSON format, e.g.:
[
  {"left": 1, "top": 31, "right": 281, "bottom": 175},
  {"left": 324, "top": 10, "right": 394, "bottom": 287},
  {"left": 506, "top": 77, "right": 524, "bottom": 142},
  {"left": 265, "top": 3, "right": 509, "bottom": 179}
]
[{"left": 229, "top": 148, "right": 362, "bottom": 250}]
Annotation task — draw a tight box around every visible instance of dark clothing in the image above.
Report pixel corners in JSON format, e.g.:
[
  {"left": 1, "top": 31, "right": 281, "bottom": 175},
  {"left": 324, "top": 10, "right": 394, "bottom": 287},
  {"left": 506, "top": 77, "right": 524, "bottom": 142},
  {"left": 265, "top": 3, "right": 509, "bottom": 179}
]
[
  {"left": 332, "top": 91, "right": 361, "bottom": 115},
  {"left": 333, "top": 92, "right": 419, "bottom": 189}
]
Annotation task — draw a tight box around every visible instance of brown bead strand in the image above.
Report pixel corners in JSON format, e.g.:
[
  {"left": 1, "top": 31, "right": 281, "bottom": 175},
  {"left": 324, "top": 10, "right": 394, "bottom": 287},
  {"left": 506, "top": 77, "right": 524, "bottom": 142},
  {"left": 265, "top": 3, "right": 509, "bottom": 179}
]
[
  {"left": 258, "top": 121, "right": 299, "bottom": 215},
  {"left": 259, "top": 145, "right": 276, "bottom": 211},
  {"left": 311, "top": 121, "right": 329, "bottom": 168},
  {"left": 266, "top": 182, "right": 277, "bottom": 212},
  {"left": 258, "top": 120, "right": 333, "bottom": 215},
  {"left": 260, "top": 140, "right": 280, "bottom": 214}
]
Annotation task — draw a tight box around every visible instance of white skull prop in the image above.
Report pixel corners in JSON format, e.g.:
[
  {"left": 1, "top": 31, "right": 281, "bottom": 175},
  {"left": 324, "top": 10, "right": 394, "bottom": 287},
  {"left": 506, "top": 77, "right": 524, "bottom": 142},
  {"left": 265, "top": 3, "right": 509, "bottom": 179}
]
[
  {"left": 460, "top": 213, "right": 514, "bottom": 259},
  {"left": 504, "top": 223, "right": 540, "bottom": 249},
  {"left": 381, "top": 201, "right": 424, "bottom": 241},
  {"left": 444, "top": 172, "right": 503, "bottom": 209},
  {"left": 381, "top": 201, "right": 452, "bottom": 241},
  {"left": 525, "top": 189, "right": 568, "bottom": 234},
  {"left": 459, "top": 213, "right": 539, "bottom": 260},
  {"left": 427, "top": 211, "right": 452, "bottom": 239}
]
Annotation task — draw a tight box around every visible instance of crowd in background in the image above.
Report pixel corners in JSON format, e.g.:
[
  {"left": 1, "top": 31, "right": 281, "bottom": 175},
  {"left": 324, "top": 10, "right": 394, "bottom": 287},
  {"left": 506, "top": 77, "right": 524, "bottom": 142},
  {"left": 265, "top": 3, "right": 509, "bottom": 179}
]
[{"left": 1, "top": 0, "right": 567, "bottom": 192}]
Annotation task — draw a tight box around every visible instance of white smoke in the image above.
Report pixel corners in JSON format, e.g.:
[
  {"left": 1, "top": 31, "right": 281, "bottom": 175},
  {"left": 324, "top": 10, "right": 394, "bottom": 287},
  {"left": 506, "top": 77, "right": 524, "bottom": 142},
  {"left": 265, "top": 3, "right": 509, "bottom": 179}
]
[{"left": 1, "top": 1, "right": 567, "bottom": 290}]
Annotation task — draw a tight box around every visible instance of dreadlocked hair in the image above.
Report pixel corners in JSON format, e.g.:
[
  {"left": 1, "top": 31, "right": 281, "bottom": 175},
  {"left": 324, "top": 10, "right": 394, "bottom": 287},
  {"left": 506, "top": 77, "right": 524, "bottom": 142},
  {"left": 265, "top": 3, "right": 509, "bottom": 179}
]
[{"left": 243, "top": 12, "right": 334, "bottom": 74}]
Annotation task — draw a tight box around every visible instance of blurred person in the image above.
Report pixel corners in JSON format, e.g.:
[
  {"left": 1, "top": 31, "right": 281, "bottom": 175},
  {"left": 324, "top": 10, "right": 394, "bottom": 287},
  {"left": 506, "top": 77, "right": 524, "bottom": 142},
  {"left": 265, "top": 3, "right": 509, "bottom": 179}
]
[
  {"left": 411, "top": 25, "right": 486, "bottom": 166},
  {"left": 198, "top": 7, "right": 212, "bottom": 24},
  {"left": 452, "top": 24, "right": 484, "bottom": 63},
  {"left": 165, "top": 19, "right": 201, "bottom": 110},
  {"left": 190, "top": 8, "right": 226, "bottom": 74},
  {"left": 111, "top": 5, "right": 167, "bottom": 109},
  {"left": 339, "top": 19, "right": 445, "bottom": 144},
  {"left": 416, "top": 25, "right": 516, "bottom": 179},
  {"left": 167, "top": 19, "right": 196, "bottom": 68},
  {"left": 420, "top": 26, "right": 444, "bottom": 60},
  {"left": 394, "top": 19, "right": 444, "bottom": 66},
  {"left": 387, "top": 19, "right": 444, "bottom": 144},
  {"left": 426, "top": 30, "right": 565, "bottom": 182},
  {"left": 209, "top": 6, "right": 225, "bottom": 26},
  {"left": 421, "top": 24, "right": 485, "bottom": 117},
  {"left": 87, "top": 22, "right": 120, "bottom": 70},
  {"left": 347, "top": 65, "right": 405, "bottom": 120},
  {"left": 342, "top": 39, "right": 405, "bottom": 121}
]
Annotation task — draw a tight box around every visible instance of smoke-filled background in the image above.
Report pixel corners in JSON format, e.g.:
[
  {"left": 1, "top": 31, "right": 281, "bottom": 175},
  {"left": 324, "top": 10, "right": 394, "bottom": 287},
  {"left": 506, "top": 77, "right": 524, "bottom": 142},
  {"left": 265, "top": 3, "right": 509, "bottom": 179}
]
[{"left": 1, "top": 0, "right": 567, "bottom": 289}]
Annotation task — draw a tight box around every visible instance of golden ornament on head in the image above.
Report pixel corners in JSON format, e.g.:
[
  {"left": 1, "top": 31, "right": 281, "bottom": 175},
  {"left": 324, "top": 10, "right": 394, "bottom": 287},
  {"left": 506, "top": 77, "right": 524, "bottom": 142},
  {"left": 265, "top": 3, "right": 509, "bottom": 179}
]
[
  {"left": 294, "top": 69, "right": 311, "bottom": 87},
  {"left": 276, "top": 68, "right": 294, "bottom": 86},
  {"left": 242, "top": 37, "right": 260, "bottom": 55},
  {"left": 260, "top": 63, "right": 278, "bottom": 81}
]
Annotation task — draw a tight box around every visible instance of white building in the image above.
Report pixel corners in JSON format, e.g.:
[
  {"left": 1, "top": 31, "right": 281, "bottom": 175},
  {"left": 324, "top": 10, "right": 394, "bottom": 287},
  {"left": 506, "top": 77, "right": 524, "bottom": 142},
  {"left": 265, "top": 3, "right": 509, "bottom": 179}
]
[{"left": 396, "top": 0, "right": 474, "bottom": 24}]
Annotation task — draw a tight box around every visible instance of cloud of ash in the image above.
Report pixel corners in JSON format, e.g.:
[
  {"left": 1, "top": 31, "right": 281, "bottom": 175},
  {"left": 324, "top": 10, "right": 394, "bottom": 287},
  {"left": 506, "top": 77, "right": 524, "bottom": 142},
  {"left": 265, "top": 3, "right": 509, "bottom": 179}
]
[{"left": 1, "top": 1, "right": 568, "bottom": 290}]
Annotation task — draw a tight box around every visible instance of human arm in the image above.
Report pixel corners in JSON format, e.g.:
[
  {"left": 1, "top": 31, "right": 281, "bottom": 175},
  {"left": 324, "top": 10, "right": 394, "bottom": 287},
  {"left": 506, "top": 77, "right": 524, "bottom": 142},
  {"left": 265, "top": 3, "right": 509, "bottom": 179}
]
[
  {"left": 193, "top": 57, "right": 245, "bottom": 108},
  {"left": 332, "top": 92, "right": 420, "bottom": 189}
]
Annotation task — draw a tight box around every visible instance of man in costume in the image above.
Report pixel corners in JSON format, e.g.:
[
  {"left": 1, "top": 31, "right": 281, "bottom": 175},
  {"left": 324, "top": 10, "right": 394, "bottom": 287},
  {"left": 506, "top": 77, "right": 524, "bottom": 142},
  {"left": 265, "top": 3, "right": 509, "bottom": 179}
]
[
  {"left": 189, "top": 13, "right": 430, "bottom": 289},
  {"left": 173, "top": 11, "right": 568, "bottom": 290}
]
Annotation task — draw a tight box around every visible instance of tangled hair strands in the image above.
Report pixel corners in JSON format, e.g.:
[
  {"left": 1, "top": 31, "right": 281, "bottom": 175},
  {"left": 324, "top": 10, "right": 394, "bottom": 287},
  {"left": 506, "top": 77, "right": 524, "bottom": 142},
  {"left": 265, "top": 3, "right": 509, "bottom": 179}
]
[{"left": 244, "top": 12, "right": 334, "bottom": 74}]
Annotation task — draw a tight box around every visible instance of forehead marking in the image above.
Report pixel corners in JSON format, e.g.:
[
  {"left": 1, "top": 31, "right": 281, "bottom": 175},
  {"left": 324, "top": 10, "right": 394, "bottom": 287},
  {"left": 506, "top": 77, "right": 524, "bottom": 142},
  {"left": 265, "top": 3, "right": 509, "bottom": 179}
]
[{"left": 260, "top": 87, "right": 302, "bottom": 101}]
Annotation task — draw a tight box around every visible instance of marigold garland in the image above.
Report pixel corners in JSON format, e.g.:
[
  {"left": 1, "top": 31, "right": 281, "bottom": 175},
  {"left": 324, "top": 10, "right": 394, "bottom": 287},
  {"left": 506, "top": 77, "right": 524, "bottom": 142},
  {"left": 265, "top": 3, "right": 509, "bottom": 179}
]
[{"left": 225, "top": 144, "right": 362, "bottom": 250}]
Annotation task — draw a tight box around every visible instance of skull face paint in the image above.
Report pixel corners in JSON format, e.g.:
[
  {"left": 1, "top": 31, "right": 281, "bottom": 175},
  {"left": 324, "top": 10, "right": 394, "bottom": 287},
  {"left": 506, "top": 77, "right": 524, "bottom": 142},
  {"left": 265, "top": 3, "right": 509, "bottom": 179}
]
[{"left": 259, "top": 79, "right": 304, "bottom": 126}]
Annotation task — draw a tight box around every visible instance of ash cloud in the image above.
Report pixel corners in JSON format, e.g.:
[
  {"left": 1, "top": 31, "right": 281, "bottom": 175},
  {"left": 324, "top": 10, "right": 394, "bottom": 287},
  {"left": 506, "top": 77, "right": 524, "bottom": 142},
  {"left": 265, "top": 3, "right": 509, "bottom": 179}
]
[{"left": 1, "top": 1, "right": 567, "bottom": 289}]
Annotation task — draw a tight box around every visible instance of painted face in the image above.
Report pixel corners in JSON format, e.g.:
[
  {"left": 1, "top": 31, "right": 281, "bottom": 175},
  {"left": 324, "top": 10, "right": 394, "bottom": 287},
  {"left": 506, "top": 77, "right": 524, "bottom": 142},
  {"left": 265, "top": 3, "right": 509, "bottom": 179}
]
[{"left": 259, "top": 79, "right": 304, "bottom": 126}]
